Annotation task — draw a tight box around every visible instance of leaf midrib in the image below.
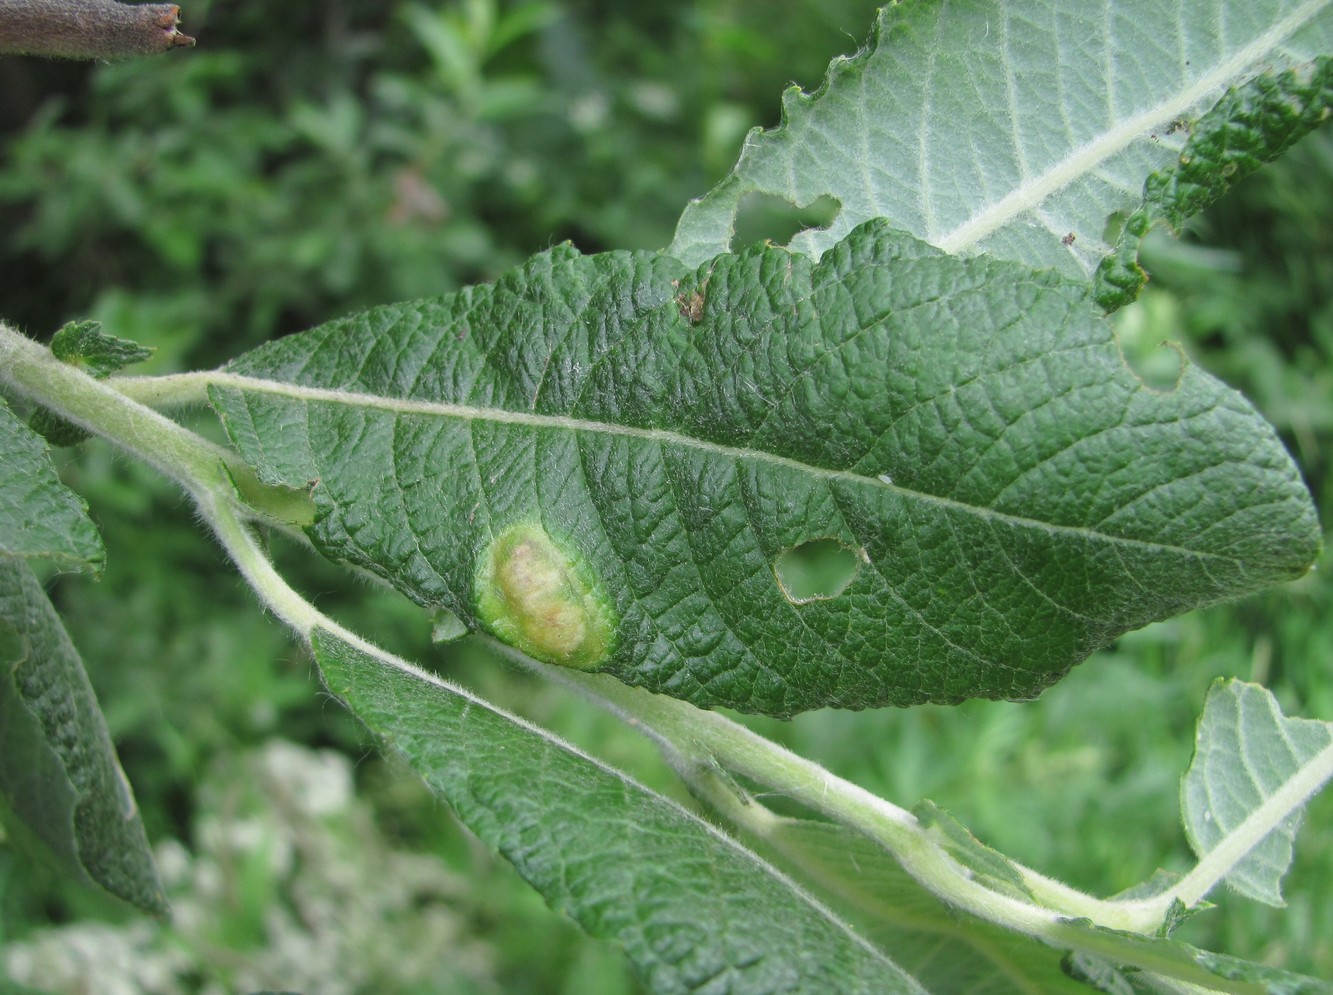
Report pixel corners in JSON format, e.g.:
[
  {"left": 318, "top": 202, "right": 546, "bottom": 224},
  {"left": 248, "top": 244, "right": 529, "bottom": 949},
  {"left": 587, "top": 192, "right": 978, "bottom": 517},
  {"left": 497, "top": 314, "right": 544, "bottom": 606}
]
[
  {"left": 211, "top": 371, "right": 1243, "bottom": 565},
  {"left": 934, "top": 0, "right": 1331, "bottom": 252}
]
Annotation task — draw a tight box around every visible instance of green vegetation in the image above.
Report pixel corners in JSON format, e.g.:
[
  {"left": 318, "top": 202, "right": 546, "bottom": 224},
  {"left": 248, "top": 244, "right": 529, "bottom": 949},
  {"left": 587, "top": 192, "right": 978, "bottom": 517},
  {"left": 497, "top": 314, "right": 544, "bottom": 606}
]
[{"left": 1, "top": 1, "right": 1330, "bottom": 992}]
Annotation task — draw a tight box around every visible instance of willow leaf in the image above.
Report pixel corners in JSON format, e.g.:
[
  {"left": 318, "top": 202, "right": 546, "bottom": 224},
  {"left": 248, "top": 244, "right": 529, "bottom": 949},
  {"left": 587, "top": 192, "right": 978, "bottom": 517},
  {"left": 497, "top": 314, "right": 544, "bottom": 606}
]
[
  {"left": 1181, "top": 680, "right": 1333, "bottom": 908},
  {"left": 313, "top": 629, "right": 923, "bottom": 995},
  {"left": 0, "top": 559, "right": 165, "bottom": 915},
  {"left": 0, "top": 395, "right": 103, "bottom": 573},
  {"left": 210, "top": 223, "right": 1319, "bottom": 716},
  {"left": 668, "top": 0, "right": 1333, "bottom": 279}
]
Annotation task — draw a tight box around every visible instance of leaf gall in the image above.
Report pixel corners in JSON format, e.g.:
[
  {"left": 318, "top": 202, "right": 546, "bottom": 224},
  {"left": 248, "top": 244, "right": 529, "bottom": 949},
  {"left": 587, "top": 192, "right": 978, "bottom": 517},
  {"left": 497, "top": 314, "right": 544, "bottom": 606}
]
[{"left": 474, "top": 524, "right": 615, "bottom": 669}]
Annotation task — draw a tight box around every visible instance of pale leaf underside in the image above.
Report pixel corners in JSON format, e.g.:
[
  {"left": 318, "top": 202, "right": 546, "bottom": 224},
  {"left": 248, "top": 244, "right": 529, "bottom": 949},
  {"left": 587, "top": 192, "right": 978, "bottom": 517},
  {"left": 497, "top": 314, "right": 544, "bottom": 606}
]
[{"left": 669, "top": 0, "right": 1333, "bottom": 280}]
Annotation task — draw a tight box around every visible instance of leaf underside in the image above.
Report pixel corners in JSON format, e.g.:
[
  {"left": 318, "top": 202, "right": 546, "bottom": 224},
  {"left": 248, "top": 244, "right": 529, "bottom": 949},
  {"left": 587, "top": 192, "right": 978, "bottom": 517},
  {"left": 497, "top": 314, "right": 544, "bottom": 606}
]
[
  {"left": 766, "top": 818, "right": 1088, "bottom": 994},
  {"left": 314, "top": 630, "right": 923, "bottom": 995},
  {"left": 1181, "top": 680, "right": 1333, "bottom": 907},
  {"left": 668, "top": 0, "right": 1333, "bottom": 278},
  {"left": 212, "top": 223, "right": 1319, "bottom": 716}
]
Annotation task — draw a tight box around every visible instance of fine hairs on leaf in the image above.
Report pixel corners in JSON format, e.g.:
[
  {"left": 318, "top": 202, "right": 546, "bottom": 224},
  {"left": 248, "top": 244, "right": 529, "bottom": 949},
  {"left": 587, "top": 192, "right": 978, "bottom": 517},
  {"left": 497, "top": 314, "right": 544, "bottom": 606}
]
[{"left": 0, "top": 0, "right": 1330, "bottom": 991}]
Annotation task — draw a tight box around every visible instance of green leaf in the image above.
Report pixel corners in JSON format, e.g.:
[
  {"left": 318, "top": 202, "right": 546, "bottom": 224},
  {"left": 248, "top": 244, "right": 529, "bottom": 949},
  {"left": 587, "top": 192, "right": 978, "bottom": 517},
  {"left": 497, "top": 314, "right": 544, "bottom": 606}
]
[
  {"left": 48, "top": 320, "right": 154, "bottom": 379},
  {"left": 668, "top": 0, "right": 1333, "bottom": 276},
  {"left": 29, "top": 320, "right": 155, "bottom": 447},
  {"left": 1059, "top": 919, "right": 1333, "bottom": 994},
  {"left": 1181, "top": 680, "right": 1333, "bottom": 908},
  {"left": 764, "top": 818, "right": 1087, "bottom": 994},
  {"left": 0, "top": 559, "right": 166, "bottom": 916},
  {"left": 312, "top": 628, "right": 924, "bottom": 995},
  {"left": 911, "top": 800, "right": 1034, "bottom": 903},
  {"left": 209, "top": 224, "right": 1320, "bottom": 716},
  {"left": 0, "top": 395, "right": 103, "bottom": 574},
  {"left": 1096, "top": 58, "right": 1333, "bottom": 310}
]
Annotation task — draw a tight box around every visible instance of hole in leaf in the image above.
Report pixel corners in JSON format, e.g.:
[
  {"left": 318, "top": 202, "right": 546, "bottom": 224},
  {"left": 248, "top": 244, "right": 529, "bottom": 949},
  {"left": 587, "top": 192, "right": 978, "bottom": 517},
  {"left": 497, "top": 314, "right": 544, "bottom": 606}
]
[
  {"left": 1102, "top": 210, "right": 1128, "bottom": 244},
  {"left": 430, "top": 608, "right": 468, "bottom": 644},
  {"left": 730, "top": 193, "right": 841, "bottom": 252},
  {"left": 1112, "top": 290, "right": 1186, "bottom": 392},
  {"left": 774, "top": 539, "right": 863, "bottom": 604}
]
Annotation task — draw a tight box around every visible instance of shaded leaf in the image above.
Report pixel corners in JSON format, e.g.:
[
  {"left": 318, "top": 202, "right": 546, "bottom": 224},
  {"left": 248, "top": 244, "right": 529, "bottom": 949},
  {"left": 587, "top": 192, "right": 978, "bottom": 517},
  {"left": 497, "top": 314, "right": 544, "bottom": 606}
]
[
  {"left": 1058, "top": 918, "right": 1333, "bottom": 994},
  {"left": 1181, "top": 680, "right": 1333, "bottom": 907},
  {"left": 668, "top": 0, "right": 1333, "bottom": 277},
  {"left": 0, "top": 559, "right": 165, "bottom": 915},
  {"left": 313, "top": 628, "right": 923, "bottom": 995},
  {"left": 0, "top": 395, "right": 103, "bottom": 574},
  {"left": 912, "top": 800, "right": 1034, "bottom": 902},
  {"left": 211, "top": 224, "right": 1319, "bottom": 716},
  {"left": 765, "top": 817, "right": 1086, "bottom": 995}
]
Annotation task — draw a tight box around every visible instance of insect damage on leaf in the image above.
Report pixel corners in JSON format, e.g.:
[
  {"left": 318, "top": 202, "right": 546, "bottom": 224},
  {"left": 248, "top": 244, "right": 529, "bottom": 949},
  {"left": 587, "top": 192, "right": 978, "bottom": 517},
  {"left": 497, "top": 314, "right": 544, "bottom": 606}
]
[
  {"left": 774, "top": 539, "right": 866, "bottom": 604},
  {"left": 474, "top": 523, "right": 615, "bottom": 669}
]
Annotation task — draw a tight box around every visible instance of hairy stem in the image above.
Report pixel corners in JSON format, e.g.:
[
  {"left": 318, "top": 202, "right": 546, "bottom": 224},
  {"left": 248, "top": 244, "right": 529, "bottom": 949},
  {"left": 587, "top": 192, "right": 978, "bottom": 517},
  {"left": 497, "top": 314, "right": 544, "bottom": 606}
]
[
  {"left": 512, "top": 658, "right": 1143, "bottom": 916},
  {"left": 0, "top": 324, "right": 311, "bottom": 525},
  {"left": 1, "top": 323, "right": 227, "bottom": 493}
]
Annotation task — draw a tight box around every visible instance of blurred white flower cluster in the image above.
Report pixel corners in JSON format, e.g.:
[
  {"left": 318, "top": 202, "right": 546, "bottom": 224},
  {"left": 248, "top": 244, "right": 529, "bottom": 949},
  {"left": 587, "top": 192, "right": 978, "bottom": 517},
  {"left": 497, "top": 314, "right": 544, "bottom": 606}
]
[{"left": 5, "top": 740, "right": 496, "bottom": 995}]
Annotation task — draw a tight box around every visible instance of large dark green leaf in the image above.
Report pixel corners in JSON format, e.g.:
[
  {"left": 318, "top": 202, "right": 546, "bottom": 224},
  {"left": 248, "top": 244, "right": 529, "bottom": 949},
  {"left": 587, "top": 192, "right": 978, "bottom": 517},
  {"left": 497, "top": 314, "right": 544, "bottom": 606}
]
[
  {"left": 211, "top": 223, "right": 1319, "bottom": 716},
  {"left": 314, "top": 628, "right": 922, "bottom": 995}
]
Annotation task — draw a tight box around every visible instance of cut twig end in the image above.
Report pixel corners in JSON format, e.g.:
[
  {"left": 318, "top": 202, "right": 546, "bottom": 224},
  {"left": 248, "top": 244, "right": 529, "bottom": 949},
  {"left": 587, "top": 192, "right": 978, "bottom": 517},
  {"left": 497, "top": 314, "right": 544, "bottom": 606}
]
[
  {"left": 153, "top": 4, "right": 195, "bottom": 50},
  {"left": 0, "top": 1, "right": 198, "bottom": 59}
]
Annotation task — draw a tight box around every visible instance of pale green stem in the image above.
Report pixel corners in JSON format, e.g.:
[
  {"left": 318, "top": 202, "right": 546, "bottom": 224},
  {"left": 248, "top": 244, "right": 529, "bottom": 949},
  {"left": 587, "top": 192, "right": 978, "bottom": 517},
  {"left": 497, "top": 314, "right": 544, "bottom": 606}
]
[
  {"left": 512, "top": 661, "right": 1152, "bottom": 912},
  {"left": 109, "top": 370, "right": 217, "bottom": 409},
  {"left": 0, "top": 325, "right": 305, "bottom": 527}
]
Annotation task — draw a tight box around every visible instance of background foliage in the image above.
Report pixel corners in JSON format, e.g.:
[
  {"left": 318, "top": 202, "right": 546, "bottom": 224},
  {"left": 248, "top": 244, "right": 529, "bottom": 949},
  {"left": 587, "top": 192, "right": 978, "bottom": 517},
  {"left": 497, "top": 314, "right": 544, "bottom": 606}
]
[{"left": 0, "top": 0, "right": 1329, "bottom": 990}]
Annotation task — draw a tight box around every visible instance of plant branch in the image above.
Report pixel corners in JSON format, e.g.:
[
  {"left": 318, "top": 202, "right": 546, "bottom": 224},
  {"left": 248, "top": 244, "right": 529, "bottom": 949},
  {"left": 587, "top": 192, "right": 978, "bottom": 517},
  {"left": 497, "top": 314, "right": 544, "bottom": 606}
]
[
  {"left": 0, "top": 0, "right": 194, "bottom": 59},
  {"left": 512, "top": 660, "right": 1270, "bottom": 991},
  {"left": 0, "top": 325, "right": 1288, "bottom": 991},
  {"left": 1, "top": 322, "right": 227, "bottom": 493},
  {"left": 0, "top": 323, "right": 309, "bottom": 527},
  {"left": 109, "top": 370, "right": 216, "bottom": 409},
  {"left": 505, "top": 656, "right": 1200, "bottom": 917}
]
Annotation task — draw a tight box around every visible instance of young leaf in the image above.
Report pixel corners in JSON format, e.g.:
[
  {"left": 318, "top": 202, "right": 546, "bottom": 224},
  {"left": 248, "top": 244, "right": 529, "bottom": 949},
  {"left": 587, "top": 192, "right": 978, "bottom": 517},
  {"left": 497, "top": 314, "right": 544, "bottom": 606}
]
[
  {"left": 668, "top": 0, "right": 1333, "bottom": 276},
  {"left": 30, "top": 319, "right": 156, "bottom": 447},
  {"left": 1181, "top": 680, "right": 1333, "bottom": 907},
  {"left": 0, "top": 559, "right": 165, "bottom": 916},
  {"left": 0, "top": 395, "right": 104, "bottom": 574},
  {"left": 1096, "top": 58, "right": 1333, "bottom": 310},
  {"left": 209, "top": 224, "right": 1319, "bottom": 716},
  {"left": 48, "top": 319, "right": 154, "bottom": 379},
  {"left": 312, "top": 629, "right": 924, "bottom": 995}
]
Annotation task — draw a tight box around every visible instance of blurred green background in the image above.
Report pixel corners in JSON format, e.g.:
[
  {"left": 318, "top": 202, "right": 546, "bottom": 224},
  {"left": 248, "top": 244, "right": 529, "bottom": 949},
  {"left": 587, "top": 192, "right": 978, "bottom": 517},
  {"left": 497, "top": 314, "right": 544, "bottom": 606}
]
[{"left": 1, "top": 1, "right": 1329, "bottom": 991}]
